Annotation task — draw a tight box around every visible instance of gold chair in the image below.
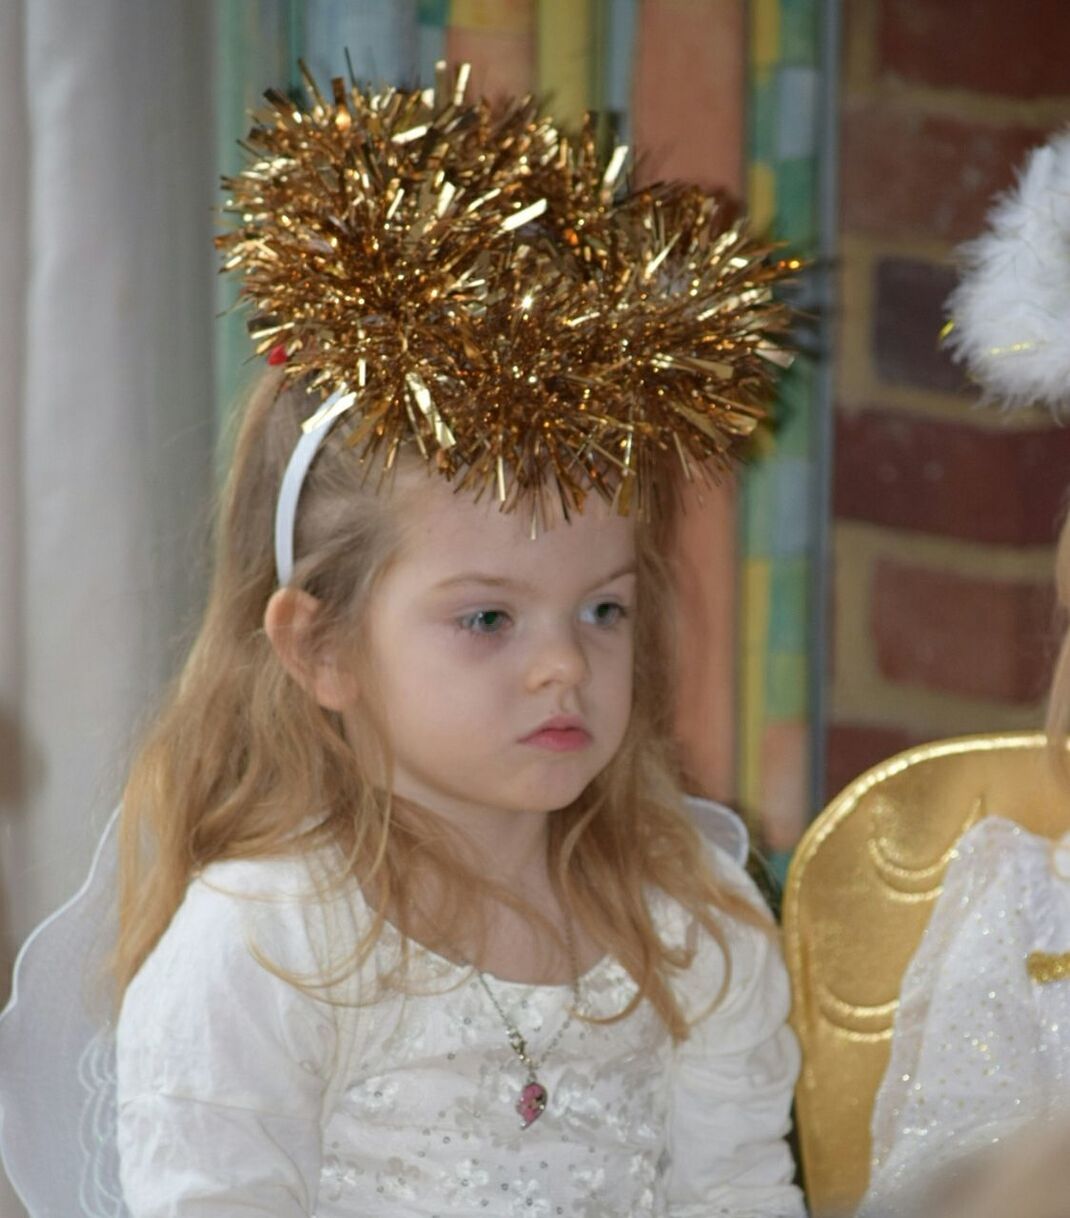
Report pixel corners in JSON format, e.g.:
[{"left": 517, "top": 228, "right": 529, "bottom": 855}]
[{"left": 782, "top": 732, "right": 1070, "bottom": 1215}]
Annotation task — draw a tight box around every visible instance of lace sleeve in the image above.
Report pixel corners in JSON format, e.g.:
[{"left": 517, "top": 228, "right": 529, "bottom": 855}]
[
  {"left": 116, "top": 858, "right": 341, "bottom": 1216},
  {"left": 665, "top": 850, "right": 806, "bottom": 1218}
]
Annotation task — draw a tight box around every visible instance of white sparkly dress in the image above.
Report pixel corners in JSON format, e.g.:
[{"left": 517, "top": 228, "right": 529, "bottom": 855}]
[
  {"left": 114, "top": 842, "right": 804, "bottom": 1218},
  {"left": 859, "top": 817, "right": 1070, "bottom": 1215}
]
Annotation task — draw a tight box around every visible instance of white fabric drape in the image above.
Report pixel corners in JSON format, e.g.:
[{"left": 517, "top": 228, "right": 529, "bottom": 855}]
[{"left": 0, "top": 2, "right": 215, "bottom": 1211}]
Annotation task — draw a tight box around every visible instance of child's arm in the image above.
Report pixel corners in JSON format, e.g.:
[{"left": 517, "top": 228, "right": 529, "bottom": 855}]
[
  {"left": 665, "top": 852, "right": 806, "bottom": 1218},
  {"left": 116, "top": 858, "right": 339, "bottom": 1216}
]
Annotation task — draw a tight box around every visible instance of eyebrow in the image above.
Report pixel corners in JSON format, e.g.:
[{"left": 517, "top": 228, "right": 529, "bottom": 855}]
[{"left": 431, "top": 562, "right": 637, "bottom": 595}]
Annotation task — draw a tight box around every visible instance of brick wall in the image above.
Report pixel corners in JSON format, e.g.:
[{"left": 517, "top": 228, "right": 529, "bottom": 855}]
[{"left": 826, "top": 0, "right": 1070, "bottom": 798}]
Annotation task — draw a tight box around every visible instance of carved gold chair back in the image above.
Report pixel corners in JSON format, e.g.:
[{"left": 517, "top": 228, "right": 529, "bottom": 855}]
[{"left": 782, "top": 732, "right": 1070, "bottom": 1216}]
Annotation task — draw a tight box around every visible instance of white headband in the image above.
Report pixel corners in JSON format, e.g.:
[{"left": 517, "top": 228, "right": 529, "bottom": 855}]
[{"left": 274, "top": 388, "right": 355, "bottom": 585}]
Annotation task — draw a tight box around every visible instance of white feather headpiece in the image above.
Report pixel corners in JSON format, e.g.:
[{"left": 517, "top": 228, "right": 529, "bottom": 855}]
[{"left": 945, "top": 127, "right": 1070, "bottom": 412}]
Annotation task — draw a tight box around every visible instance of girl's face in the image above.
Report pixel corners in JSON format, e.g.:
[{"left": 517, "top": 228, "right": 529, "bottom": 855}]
[{"left": 349, "top": 474, "right": 636, "bottom": 825}]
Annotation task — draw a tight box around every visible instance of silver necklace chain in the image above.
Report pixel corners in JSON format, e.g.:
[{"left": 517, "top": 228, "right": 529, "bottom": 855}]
[{"left": 475, "top": 920, "right": 581, "bottom": 1080}]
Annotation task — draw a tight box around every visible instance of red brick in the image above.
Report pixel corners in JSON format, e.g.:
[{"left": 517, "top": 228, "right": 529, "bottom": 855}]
[
  {"left": 841, "top": 104, "right": 1047, "bottom": 242},
  {"left": 877, "top": 0, "right": 1070, "bottom": 99},
  {"left": 823, "top": 723, "right": 923, "bottom": 802},
  {"left": 872, "top": 560, "right": 1054, "bottom": 704},
  {"left": 873, "top": 258, "right": 964, "bottom": 394},
  {"left": 834, "top": 409, "right": 1070, "bottom": 546}
]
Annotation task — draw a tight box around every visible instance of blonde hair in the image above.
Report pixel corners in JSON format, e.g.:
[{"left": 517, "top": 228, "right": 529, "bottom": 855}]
[{"left": 115, "top": 372, "right": 761, "bottom": 1039}]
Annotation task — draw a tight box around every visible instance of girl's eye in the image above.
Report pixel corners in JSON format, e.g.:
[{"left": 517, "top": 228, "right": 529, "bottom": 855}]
[
  {"left": 458, "top": 609, "right": 511, "bottom": 635},
  {"left": 581, "top": 600, "right": 627, "bottom": 628}
]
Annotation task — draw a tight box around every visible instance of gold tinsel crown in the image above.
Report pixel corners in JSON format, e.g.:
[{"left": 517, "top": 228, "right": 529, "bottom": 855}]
[{"left": 217, "top": 62, "right": 798, "bottom": 516}]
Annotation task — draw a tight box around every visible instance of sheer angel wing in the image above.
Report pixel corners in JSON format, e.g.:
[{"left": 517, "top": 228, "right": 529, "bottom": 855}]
[
  {"left": 684, "top": 795, "right": 750, "bottom": 866},
  {"left": 0, "top": 808, "right": 129, "bottom": 1217}
]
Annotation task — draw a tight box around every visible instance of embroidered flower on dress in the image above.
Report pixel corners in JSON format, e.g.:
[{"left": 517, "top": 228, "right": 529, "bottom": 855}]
[
  {"left": 343, "top": 1075, "right": 400, "bottom": 1116},
  {"left": 508, "top": 1178, "right": 552, "bottom": 1218},
  {"left": 374, "top": 1156, "right": 423, "bottom": 1201},
  {"left": 439, "top": 1156, "right": 492, "bottom": 1202}
]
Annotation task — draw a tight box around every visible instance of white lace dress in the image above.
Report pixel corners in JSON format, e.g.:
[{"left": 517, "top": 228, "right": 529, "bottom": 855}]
[
  {"left": 859, "top": 817, "right": 1070, "bottom": 1215},
  {"left": 115, "top": 845, "right": 804, "bottom": 1218}
]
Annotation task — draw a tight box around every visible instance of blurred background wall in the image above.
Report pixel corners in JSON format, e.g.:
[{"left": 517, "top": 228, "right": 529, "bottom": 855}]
[{"left": 826, "top": 1, "right": 1070, "bottom": 795}]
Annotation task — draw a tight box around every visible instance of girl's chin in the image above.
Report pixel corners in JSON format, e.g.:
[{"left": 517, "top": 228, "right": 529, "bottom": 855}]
[
  {"left": 452, "top": 784, "right": 592, "bottom": 819},
  {"left": 396, "top": 759, "right": 606, "bottom": 819},
  {"left": 506, "top": 774, "right": 602, "bottom": 814}
]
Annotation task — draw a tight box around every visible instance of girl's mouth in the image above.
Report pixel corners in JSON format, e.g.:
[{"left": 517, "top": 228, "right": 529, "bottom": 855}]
[{"left": 521, "top": 718, "right": 592, "bottom": 752}]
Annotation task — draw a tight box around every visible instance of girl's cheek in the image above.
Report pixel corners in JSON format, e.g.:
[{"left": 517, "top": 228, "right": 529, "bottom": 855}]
[
  {"left": 590, "top": 624, "right": 635, "bottom": 655},
  {"left": 445, "top": 626, "right": 512, "bottom": 656}
]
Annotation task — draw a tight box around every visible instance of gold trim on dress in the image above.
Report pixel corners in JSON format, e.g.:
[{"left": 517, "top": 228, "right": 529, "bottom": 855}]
[{"left": 1026, "top": 951, "right": 1070, "bottom": 985}]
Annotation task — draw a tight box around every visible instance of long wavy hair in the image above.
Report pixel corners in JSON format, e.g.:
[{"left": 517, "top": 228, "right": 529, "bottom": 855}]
[{"left": 115, "top": 371, "right": 762, "bottom": 1039}]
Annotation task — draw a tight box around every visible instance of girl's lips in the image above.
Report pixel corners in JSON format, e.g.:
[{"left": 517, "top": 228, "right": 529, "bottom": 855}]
[{"left": 521, "top": 725, "right": 592, "bottom": 752}]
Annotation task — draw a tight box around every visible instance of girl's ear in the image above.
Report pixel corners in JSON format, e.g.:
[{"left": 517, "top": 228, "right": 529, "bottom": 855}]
[{"left": 263, "top": 588, "right": 357, "bottom": 711}]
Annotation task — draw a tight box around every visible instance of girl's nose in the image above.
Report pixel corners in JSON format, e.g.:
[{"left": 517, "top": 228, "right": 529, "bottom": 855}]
[{"left": 524, "top": 627, "right": 589, "bottom": 692}]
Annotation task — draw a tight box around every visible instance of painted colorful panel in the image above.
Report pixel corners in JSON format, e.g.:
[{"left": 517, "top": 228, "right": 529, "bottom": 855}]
[{"left": 742, "top": 0, "right": 823, "bottom": 870}]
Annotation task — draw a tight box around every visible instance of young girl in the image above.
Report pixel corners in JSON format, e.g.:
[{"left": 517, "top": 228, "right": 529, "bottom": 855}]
[{"left": 103, "top": 67, "right": 802, "bottom": 1216}]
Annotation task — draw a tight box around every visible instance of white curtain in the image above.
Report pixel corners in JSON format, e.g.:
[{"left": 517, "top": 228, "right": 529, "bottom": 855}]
[{"left": 0, "top": 1, "right": 215, "bottom": 1209}]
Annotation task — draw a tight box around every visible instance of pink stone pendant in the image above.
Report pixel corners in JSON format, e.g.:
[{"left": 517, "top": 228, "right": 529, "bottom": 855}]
[{"left": 517, "top": 1079, "right": 548, "bottom": 1128}]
